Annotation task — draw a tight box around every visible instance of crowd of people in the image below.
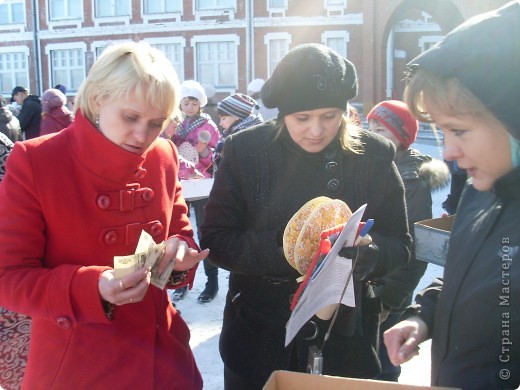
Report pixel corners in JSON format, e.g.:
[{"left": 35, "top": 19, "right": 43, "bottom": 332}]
[{"left": 0, "top": 2, "right": 518, "bottom": 389}]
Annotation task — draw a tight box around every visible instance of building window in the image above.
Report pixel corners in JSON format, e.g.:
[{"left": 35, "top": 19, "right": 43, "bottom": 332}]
[
  {"left": 144, "top": 0, "right": 181, "bottom": 14},
  {"left": 419, "top": 36, "right": 443, "bottom": 53},
  {"left": 268, "top": 0, "right": 286, "bottom": 7},
  {"left": 324, "top": 0, "right": 346, "bottom": 16},
  {"left": 195, "top": 41, "right": 236, "bottom": 89},
  {"left": 196, "top": 0, "right": 233, "bottom": 10},
  {"left": 265, "top": 34, "right": 291, "bottom": 76},
  {"left": 150, "top": 43, "right": 184, "bottom": 81},
  {"left": 49, "top": 0, "right": 82, "bottom": 20},
  {"left": 0, "top": 0, "right": 24, "bottom": 24},
  {"left": 0, "top": 52, "right": 29, "bottom": 95},
  {"left": 95, "top": 0, "right": 130, "bottom": 17},
  {"left": 50, "top": 49, "right": 85, "bottom": 93},
  {"left": 322, "top": 31, "right": 350, "bottom": 58}
]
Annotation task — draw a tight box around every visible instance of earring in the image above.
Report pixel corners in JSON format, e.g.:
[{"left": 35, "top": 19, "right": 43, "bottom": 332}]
[{"left": 95, "top": 116, "right": 100, "bottom": 129}]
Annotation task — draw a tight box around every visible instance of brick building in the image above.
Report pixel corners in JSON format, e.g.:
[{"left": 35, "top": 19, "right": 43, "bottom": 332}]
[{"left": 0, "top": 0, "right": 509, "bottom": 112}]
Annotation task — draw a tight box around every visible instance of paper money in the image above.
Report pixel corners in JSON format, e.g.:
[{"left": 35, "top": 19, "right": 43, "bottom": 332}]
[{"left": 113, "top": 230, "right": 172, "bottom": 289}]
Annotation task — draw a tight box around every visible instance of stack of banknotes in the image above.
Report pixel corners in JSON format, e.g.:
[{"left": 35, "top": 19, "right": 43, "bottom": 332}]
[{"left": 113, "top": 230, "right": 172, "bottom": 289}]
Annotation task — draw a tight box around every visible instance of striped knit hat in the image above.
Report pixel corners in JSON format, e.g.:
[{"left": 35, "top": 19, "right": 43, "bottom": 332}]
[{"left": 218, "top": 93, "right": 258, "bottom": 119}]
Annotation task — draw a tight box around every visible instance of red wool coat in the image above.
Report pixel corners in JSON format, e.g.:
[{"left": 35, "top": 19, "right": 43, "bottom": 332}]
[{"left": 0, "top": 111, "right": 202, "bottom": 389}]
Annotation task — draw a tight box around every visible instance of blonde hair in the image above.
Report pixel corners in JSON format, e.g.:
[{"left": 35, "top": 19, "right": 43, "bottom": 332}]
[
  {"left": 274, "top": 113, "right": 364, "bottom": 154},
  {"left": 75, "top": 41, "right": 180, "bottom": 124},
  {"left": 404, "top": 69, "right": 492, "bottom": 124}
]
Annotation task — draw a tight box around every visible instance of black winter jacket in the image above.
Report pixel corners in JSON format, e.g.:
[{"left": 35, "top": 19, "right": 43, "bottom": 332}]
[
  {"left": 17, "top": 95, "right": 42, "bottom": 139},
  {"left": 406, "top": 167, "right": 520, "bottom": 389},
  {"left": 375, "top": 149, "right": 449, "bottom": 311},
  {"left": 200, "top": 123, "right": 412, "bottom": 385}
]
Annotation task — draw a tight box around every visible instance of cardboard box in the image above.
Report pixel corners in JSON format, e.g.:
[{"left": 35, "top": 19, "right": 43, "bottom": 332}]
[
  {"left": 414, "top": 216, "right": 454, "bottom": 267},
  {"left": 180, "top": 178, "right": 214, "bottom": 201},
  {"left": 263, "top": 371, "right": 459, "bottom": 390}
]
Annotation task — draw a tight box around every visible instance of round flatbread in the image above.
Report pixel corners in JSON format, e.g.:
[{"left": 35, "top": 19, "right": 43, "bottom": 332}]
[
  {"left": 178, "top": 142, "right": 199, "bottom": 165},
  {"left": 283, "top": 197, "right": 330, "bottom": 269},
  {"left": 283, "top": 197, "right": 352, "bottom": 275}
]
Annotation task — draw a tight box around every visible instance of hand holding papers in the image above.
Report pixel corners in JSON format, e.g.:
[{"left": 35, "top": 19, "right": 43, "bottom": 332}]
[
  {"left": 285, "top": 204, "right": 368, "bottom": 346},
  {"left": 114, "top": 230, "right": 171, "bottom": 290}
]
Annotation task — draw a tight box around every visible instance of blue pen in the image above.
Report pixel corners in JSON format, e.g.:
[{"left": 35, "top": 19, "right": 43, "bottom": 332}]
[{"left": 360, "top": 219, "right": 374, "bottom": 237}]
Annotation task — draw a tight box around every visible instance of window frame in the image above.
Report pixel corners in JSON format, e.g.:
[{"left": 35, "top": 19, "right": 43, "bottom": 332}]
[
  {"left": 45, "top": 43, "right": 87, "bottom": 94},
  {"left": 0, "top": 47, "right": 30, "bottom": 96},
  {"left": 191, "top": 34, "right": 240, "bottom": 93},
  {"left": 264, "top": 33, "right": 291, "bottom": 76}
]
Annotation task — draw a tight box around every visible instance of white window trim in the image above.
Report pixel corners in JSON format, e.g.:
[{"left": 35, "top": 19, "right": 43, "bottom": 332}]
[
  {"left": 264, "top": 32, "right": 291, "bottom": 76},
  {"left": 267, "top": 0, "right": 287, "bottom": 17},
  {"left": 0, "top": 46, "right": 30, "bottom": 95},
  {"left": 191, "top": 34, "right": 240, "bottom": 93},
  {"left": 418, "top": 35, "right": 443, "bottom": 52},
  {"left": 193, "top": 1, "right": 235, "bottom": 21},
  {"left": 142, "top": 0, "right": 183, "bottom": 23},
  {"left": 46, "top": 0, "right": 84, "bottom": 31},
  {"left": 322, "top": 30, "right": 350, "bottom": 55},
  {"left": 324, "top": 0, "right": 346, "bottom": 17},
  {"left": 92, "top": 0, "right": 132, "bottom": 27},
  {"left": 145, "top": 37, "right": 186, "bottom": 81},
  {"left": 45, "top": 42, "right": 87, "bottom": 92},
  {"left": 91, "top": 40, "right": 128, "bottom": 60},
  {"left": 0, "top": 0, "right": 26, "bottom": 32}
]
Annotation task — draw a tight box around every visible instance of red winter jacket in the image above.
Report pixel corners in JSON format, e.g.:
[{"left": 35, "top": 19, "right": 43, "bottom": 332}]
[{"left": 0, "top": 111, "right": 202, "bottom": 389}]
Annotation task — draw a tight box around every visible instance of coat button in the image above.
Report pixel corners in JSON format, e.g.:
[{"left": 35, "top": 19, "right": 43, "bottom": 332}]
[
  {"left": 104, "top": 230, "right": 118, "bottom": 244},
  {"left": 56, "top": 317, "right": 71, "bottom": 329},
  {"left": 327, "top": 178, "right": 340, "bottom": 191},
  {"left": 141, "top": 188, "right": 155, "bottom": 202},
  {"left": 150, "top": 222, "right": 163, "bottom": 236},
  {"left": 133, "top": 168, "right": 147, "bottom": 180},
  {"left": 97, "top": 195, "right": 111, "bottom": 209}
]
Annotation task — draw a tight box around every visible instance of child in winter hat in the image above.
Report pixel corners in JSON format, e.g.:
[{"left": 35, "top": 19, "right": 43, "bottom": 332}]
[
  {"left": 213, "top": 93, "right": 263, "bottom": 168},
  {"left": 367, "top": 100, "right": 418, "bottom": 150}
]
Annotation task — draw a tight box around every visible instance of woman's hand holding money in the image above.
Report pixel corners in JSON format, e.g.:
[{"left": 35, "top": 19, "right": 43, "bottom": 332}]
[
  {"left": 99, "top": 267, "right": 151, "bottom": 305},
  {"left": 157, "top": 237, "right": 209, "bottom": 274}
]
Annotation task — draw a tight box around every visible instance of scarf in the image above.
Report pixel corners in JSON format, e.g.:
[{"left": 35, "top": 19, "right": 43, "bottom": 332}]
[{"left": 177, "top": 113, "right": 210, "bottom": 140}]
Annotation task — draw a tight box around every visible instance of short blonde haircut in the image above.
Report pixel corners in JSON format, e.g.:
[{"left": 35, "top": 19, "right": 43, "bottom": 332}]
[
  {"left": 75, "top": 41, "right": 180, "bottom": 124},
  {"left": 404, "top": 69, "right": 491, "bottom": 124}
]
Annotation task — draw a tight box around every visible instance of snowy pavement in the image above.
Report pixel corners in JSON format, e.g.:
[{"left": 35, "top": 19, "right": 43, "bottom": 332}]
[{"left": 173, "top": 140, "right": 448, "bottom": 389}]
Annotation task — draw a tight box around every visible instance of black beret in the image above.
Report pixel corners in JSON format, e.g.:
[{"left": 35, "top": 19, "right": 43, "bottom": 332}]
[
  {"left": 260, "top": 43, "right": 358, "bottom": 117},
  {"left": 407, "top": 1, "right": 520, "bottom": 140}
]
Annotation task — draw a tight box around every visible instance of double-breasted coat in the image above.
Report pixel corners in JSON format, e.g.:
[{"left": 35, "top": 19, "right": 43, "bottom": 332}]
[
  {"left": 0, "top": 111, "right": 202, "bottom": 389},
  {"left": 200, "top": 123, "right": 412, "bottom": 385}
]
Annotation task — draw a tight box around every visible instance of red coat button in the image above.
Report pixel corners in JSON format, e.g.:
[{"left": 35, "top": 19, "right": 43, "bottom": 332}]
[
  {"left": 104, "top": 230, "right": 118, "bottom": 244},
  {"left": 56, "top": 317, "right": 71, "bottom": 329},
  {"left": 97, "top": 195, "right": 111, "bottom": 209},
  {"left": 133, "top": 168, "right": 147, "bottom": 180},
  {"left": 150, "top": 222, "right": 163, "bottom": 236},
  {"left": 141, "top": 188, "right": 155, "bottom": 202}
]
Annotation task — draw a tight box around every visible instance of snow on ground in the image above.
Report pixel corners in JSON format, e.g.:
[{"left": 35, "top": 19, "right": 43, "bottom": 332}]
[{"left": 172, "top": 140, "right": 448, "bottom": 389}]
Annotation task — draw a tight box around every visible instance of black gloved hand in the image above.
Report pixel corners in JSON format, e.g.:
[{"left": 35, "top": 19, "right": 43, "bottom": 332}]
[{"left": 339, "top": 243, "right": 379, "bottom": 282}]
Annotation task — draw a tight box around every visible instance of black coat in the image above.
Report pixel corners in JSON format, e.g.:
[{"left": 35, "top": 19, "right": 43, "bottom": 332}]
[
  {"left": 406, "top": 167, "right": 520, "bottom": 389},
  {"left": 17, "top": 95, "right": 42, "bottom": 139},
  {"left": 375, "top": 149, "right": 449, "bottom": 311},
  {"left": 200, "top": 122, "right": 411, "bottom": 386}
]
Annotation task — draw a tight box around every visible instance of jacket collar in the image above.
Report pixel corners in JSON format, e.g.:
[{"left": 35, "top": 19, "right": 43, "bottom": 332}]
[
  {"left": 66, "top": 110, "right": 146, "bottom": 185},
  {"left": 494, "top": 166, "right": 520, "bottom": 203}
]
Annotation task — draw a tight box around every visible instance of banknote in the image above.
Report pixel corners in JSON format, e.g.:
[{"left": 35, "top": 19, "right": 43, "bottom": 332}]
[{"left": 113, "top": 230, "right": 171, "bottom": 289}]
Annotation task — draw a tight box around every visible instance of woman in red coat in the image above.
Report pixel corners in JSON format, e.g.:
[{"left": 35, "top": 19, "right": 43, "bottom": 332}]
[{"left": 0, "top": 42, "right": 208, "bottom": 389}]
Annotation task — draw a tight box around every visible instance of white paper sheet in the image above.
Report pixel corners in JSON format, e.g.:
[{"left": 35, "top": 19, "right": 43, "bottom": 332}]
[{"left": 285, "top": 204, "right": 367, "bottom": 346}]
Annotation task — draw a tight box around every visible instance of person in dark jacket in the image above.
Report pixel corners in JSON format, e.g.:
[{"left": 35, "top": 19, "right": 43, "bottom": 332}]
[
  {"left": 367, "top": 100, "right": 449, "bottom": 381},
  {"left": 384, "top": 3, "right": 520, "bottom": 389},
  {"left": 200, "top": 43, "right": 412, "bottom": 389},
  {"left": 40, "top": 88, "right": 74, "bottom": 136},
  {"left": 11, "top": 86, "right": 42, "bottom": 140},
  {"left": 0, "top": 97, "right": 21, "bottom": 142}
]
